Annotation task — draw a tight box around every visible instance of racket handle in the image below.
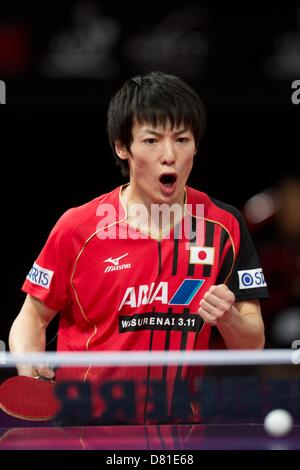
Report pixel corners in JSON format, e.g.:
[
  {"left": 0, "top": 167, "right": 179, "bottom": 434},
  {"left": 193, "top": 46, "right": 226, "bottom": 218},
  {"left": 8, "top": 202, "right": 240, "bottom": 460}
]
[{"left": 37, "top": 375, "right": 55, "bottom": 382}]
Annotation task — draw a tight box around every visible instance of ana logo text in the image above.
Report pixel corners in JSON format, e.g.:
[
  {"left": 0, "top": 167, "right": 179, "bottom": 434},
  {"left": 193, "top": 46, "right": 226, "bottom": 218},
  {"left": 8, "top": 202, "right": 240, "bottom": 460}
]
[{"left": 118, "top": 279, "right": 204, "bottom": 310}]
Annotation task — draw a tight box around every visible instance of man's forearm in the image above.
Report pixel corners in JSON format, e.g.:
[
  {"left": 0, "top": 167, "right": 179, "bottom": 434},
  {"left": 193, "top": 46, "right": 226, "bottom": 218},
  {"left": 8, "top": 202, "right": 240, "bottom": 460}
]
[
  {"left": 9, "top": 310, "right": 48, "bottom": 376},
  {"left": 9, "top": 311, "right": 47, "bottom": 354},
  {"left": 8, "top": 295, "right": 57, "bottom": 377},
  {"left": 216, "top": 307, "right": 265, "bottom": 349}
]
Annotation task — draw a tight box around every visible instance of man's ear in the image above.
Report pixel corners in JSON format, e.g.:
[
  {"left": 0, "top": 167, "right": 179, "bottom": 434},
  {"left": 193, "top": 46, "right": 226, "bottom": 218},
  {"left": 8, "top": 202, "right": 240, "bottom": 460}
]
[{"left": 115, "top": 141, "right": 128, "bottom": 160}]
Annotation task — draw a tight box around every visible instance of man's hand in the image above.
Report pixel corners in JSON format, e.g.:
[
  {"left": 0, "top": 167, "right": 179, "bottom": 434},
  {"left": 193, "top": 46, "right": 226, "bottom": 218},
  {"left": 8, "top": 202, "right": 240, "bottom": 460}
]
[
  {"left": 198, "top": 285, "right": 265, "bottom": 349},
  {"left": 17, "top": 364, "right": 55, "bottom": 380},
  {"left": 198, "top": 284, "right": 235, "bottom": 326}
]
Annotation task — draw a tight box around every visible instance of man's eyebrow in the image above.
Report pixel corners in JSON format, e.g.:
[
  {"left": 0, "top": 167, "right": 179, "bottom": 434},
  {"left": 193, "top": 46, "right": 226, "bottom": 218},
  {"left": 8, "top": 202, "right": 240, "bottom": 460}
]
[
  {"left": 140, "top": 128, "right": 190, "bottom": 135},
  {"left": 173, "top": 128, "right": 190, "bottom": 135}
]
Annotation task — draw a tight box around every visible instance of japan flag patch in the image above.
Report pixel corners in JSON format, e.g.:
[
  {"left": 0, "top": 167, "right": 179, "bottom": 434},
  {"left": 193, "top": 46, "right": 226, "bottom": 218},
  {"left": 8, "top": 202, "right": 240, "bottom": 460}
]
[{"left": 189, "top": 246, "right": 215, "bottom": 265}]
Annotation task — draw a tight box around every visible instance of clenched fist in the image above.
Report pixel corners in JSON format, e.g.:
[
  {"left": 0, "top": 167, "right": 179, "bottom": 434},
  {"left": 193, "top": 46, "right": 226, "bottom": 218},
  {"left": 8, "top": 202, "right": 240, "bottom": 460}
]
[{"left": 198, "top": 284, "right": 236, "bottom": 326}]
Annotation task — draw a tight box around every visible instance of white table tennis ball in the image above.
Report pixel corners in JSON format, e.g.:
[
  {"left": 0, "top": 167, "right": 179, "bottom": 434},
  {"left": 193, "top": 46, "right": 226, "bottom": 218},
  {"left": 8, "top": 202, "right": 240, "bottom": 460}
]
[{"left": 264, "top": 409, "right": 293, "bottom": 437}]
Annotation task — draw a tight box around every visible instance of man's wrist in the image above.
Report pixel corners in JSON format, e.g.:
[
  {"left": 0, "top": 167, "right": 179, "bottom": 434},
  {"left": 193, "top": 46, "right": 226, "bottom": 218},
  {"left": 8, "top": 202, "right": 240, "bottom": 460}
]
[{"left": 216, "top": 305, "right": 237, "bottom": 328}]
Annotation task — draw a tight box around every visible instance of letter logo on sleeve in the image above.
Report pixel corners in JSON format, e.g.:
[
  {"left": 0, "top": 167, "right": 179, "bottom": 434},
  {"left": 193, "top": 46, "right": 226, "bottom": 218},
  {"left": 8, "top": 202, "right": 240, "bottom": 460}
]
[
  {"left": 238, "top": 268, "right": 267, "bottom": 289},
  {"left": 26, "top": 263, "right": 54, "bottom": 289}
]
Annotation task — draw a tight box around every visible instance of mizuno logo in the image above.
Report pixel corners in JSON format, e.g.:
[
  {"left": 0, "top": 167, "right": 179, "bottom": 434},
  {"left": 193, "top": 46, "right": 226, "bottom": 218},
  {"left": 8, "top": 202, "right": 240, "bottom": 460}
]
[
  {"left": 103, "top": 252, "right": 131, "bottom": 273},
  {"left": 104, "top": 252, "right": 129, "bottom": 266}
]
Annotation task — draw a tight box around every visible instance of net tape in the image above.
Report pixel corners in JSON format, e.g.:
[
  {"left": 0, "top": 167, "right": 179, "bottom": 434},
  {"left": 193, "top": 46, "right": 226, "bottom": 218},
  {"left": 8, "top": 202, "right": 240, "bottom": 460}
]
[{"left": 1, "top": 349, "right": 300, "bottom": 367}]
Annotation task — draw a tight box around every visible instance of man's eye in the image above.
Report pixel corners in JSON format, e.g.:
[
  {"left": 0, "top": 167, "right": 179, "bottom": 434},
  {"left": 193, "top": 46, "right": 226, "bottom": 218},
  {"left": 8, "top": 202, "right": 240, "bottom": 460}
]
[
  {"left": 177, "top": 137, "right": 188, "bottom": 143},
  {"left": 144, "top": 138, "right": 157, "bottom": 144}
]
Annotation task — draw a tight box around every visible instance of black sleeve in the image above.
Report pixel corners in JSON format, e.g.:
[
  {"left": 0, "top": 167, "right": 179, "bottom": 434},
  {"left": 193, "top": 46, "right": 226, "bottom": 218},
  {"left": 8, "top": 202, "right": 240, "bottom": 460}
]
[{"left": 226, "top": 210, "right": 269, "bottom": 301}]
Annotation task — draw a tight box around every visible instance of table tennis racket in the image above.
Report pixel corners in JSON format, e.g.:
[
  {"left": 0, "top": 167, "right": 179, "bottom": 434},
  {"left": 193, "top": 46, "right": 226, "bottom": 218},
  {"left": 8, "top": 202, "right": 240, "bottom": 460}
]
[{"left": 0, "top": 376, "right": 59, "bottom": 421}]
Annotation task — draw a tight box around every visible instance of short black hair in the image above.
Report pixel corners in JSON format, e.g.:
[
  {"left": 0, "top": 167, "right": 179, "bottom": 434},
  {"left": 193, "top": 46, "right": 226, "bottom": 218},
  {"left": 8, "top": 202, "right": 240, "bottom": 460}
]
[{"left": 107, "top": 71, "right": 206, "bottom": 178}]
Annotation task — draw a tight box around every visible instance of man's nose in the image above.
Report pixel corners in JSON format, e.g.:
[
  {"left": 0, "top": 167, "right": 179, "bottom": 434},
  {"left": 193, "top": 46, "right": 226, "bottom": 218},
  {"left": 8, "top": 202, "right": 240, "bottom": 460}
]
[{"left": 161, "top": 141, "right": 175, "bottom": 164}]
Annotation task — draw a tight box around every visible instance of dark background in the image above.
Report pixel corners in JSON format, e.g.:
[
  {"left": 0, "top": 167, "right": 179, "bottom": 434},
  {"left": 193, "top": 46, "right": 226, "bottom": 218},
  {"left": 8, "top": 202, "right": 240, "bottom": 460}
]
[{"left": 0, "top": 1, "right": 299, "bottom": 346}]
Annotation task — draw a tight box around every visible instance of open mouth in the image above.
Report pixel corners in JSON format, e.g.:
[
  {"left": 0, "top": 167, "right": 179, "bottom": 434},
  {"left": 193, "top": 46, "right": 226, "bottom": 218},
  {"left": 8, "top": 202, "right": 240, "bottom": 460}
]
[{"left": 159, "top": 174, "right": 177, "bottom": 186}]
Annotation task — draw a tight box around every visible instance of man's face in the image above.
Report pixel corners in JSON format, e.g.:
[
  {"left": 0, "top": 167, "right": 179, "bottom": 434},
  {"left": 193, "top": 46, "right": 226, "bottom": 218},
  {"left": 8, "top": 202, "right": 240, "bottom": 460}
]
[{"left": 117, "top": 120, "right": 196, "bottom": 206}]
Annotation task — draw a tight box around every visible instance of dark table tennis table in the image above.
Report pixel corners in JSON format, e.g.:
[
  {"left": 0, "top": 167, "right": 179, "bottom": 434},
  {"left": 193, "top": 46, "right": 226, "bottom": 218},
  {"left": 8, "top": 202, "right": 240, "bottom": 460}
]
[{"left": 1, "top": 423, "right": 300, "bottom": 450}]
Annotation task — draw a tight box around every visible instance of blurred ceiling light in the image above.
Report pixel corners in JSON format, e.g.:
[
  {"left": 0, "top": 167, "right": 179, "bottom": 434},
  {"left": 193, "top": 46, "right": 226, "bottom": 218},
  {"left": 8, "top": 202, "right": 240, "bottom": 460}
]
[
  {"left": 264, "top": 4, "right": 300, "bottom": 78},
  {"left": 244, "top": 190, "right": 278, "bottom": 224},
  {"left": 271, "top": 307, "right": 300, "bottom": 346},
  {"left": 0, "top": 24, "right": 31, "bottom": 75},
  {"left": 39, "top": 1, "right": 120, "bottom": 78},
  {"left": 123, "top": 5, "right": 209, "bottom": 77}
]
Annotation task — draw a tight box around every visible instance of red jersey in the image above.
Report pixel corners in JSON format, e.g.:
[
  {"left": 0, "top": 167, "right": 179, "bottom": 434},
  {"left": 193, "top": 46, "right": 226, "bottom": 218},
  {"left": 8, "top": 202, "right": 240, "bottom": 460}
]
[{"left": 22, "top": 186, "right": 268, "bottom": 423}]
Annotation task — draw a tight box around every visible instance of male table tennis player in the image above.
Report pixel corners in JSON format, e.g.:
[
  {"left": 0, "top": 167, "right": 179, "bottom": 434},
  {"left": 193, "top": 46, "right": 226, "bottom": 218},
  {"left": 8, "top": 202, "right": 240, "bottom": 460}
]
[{"left": 9, "top": 72, "right": 267, "bottom": 424}]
